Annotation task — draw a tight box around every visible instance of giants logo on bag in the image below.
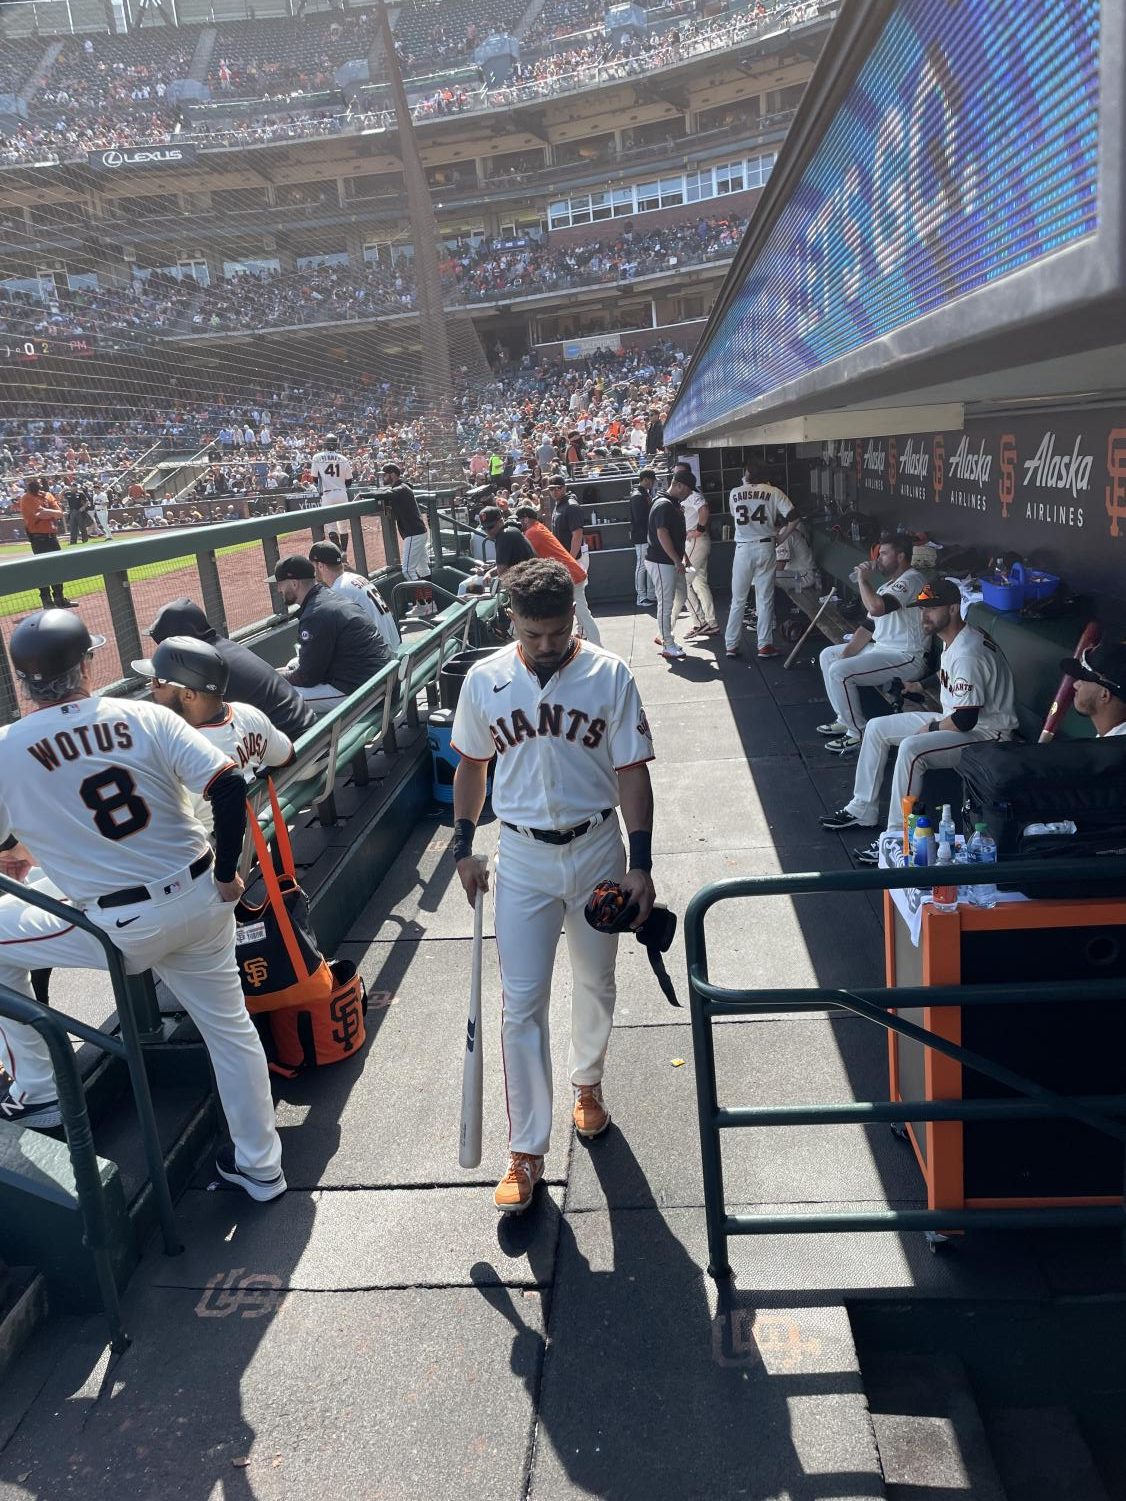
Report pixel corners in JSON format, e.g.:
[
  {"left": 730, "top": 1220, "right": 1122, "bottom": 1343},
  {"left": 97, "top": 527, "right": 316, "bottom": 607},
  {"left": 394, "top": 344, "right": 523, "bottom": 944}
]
[
  {"left": 244, "top": 957, "right": 270, "bottom": 988},
  {"left": 330, "top": 988, "right": 363, "bottom": 1051}
]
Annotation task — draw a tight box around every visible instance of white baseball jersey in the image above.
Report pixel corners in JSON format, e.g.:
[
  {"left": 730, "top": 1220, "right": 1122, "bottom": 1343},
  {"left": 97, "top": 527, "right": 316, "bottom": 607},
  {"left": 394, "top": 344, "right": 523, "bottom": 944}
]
[
  {"left": 938, "top": 625, "right": 1018, "bottom": 734},
  {"left": 0, "top": 697, "right": 232, "bottom": 904},
  {"left": 191, "top": 700, "right": 293, "bottom": 833},
  {"left": 681, "top": 489, "right": 706, "bottom": 531},
  {"left": 728, "top": 481, "right": 793, "bottom": 542},
  {"left": 331, "top": 570, "right": 401, "bottom": 651},
  {"left": 451, "top": 640, "right": 654, "bottom": 828},
  {"left": 873, "top": 567, "right": 927, "bottom": 654},
  {"left": 311, "top": 449, "right": 353, "bottom": 503}
]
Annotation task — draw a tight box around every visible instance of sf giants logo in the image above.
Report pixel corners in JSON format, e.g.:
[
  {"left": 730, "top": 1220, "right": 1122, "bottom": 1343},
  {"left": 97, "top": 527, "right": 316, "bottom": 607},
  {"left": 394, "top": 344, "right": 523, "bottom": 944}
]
[
  {"left": 932, "top": 435, "right": 944, "bottom": 500},
  {"left": 330, "top": 989, "right": 363, "bottom": 1052},
  {"left": 887, "top": 437, "right": 898, "bottom": 489},
  {"left": 243, "top": 956, "right": 269, "bottom": 988},
  {"left": 999, "top": 433, "right": 1017, "bottom": 519},
  {"left": 1106, "top": 428, "right": 1126, "bottom": 537}
]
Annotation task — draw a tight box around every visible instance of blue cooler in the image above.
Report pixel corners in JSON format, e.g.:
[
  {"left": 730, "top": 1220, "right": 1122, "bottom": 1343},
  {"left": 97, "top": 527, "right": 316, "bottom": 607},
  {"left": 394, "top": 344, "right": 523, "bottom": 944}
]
[{"left": 427, "top": 708, "right": 457, "bottom": 804}]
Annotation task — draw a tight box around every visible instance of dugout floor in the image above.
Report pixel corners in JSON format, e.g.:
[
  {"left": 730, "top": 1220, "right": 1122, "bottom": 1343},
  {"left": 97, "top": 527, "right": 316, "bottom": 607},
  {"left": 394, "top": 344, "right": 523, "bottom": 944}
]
[{"left": 2, "top": 606, "right": 1121, "bottom": 1501}]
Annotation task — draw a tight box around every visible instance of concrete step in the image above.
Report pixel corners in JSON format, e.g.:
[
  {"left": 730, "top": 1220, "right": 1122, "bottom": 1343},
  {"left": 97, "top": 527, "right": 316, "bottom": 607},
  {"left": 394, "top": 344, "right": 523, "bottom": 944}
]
[
  {"left": 983, "top": 1407, "right": 1112, "bottom": 1501},
  {"left": 0, "top": 1263, "right": 47, "bottom": 1388},
  {"left": 863, "top": 1351, "right": 1007, "bottom": 1501}
]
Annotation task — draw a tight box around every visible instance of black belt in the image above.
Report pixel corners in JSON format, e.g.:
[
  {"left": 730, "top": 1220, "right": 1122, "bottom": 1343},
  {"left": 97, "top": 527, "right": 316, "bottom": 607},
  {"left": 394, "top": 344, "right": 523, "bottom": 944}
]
[
  {"left": 97, "top": 850, "right": 213, "bottom": 909},
  {"left": 503, "top": 808, "right": 614, "bottom": 845}
]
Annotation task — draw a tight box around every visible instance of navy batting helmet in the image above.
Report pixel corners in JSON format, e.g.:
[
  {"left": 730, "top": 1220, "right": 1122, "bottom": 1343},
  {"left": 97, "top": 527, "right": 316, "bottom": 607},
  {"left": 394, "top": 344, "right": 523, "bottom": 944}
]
[
  {"left": 324, "top": 433, "right": 339, "bottom": 450},
  {"left": 131, "top": 636, "right": 229, "bottom": 695},
  {"left": 10, "top": 610, "right": 104, "bottom": 685}
]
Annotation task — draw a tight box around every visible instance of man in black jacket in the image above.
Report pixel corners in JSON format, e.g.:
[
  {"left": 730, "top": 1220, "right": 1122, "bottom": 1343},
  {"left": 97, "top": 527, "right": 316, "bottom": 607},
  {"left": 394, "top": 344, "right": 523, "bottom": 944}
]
[
  {"left": 270, "top": 556, "right": 394, "bottom": 714},
  {"left": 148, "top": 597, "right": 316, "bottom": 741},
  {"left": 629, "top": 468, "right": 657, "bottom": 608}
]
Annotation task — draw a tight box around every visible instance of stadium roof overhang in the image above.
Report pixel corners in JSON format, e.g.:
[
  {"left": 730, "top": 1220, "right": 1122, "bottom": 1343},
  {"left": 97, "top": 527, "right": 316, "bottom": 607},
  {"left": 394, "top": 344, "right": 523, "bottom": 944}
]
[{"left": 665, "top": 0, "right": 1120, "bottom": 449}]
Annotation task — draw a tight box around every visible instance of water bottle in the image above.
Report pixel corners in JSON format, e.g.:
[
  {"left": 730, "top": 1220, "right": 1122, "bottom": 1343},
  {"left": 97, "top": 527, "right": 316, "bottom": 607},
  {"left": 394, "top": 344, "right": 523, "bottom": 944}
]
[
  {"left": 912, "top": 816, "right": 934, "bottom": 867},
  {"left": 937, "top": 804, "right": 957, "bottom": 860},
  {"left": 932, "top": 841, "right": 958, "bottom": 912},
  {"left": 967, "top": 822, "right": 998, "bottom": 909}
]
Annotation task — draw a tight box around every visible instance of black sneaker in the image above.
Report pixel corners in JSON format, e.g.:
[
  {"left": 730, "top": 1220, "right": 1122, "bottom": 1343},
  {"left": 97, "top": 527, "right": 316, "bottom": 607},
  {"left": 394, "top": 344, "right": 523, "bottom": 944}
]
[
  {"left": 820, "top": 808, "right": 871, "bottom": 831},
  {"left": 0, "top": 1085, "right": 62, "bottom": 1129},
  {"left": 855, "top": 839, "right": 882, "bottom": 866},
  {"left": 215, "top": 1144, "right": 287, "bottom": 1202}
]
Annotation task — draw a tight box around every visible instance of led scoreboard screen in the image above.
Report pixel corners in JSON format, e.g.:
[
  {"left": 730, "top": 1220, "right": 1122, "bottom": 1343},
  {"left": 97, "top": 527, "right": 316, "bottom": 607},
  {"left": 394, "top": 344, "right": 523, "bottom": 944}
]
[
  {"left": 665, "top": 0, "right": 1100, "bottom": 442},
  {"left": 1, "top": 337, "right": 97, "bottom": 363}
]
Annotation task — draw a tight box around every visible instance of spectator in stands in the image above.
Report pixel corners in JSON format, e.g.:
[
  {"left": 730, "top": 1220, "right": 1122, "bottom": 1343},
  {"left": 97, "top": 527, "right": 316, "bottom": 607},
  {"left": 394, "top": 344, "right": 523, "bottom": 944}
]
[
  {"left": 148, "top": 596, "right": 316, "bottom": 741},
  {"left": 270, "top": 555, "right": 395, "bottom": 715},
  {"left": 18, "top": 480, "right": 74, "bottom": 609}
]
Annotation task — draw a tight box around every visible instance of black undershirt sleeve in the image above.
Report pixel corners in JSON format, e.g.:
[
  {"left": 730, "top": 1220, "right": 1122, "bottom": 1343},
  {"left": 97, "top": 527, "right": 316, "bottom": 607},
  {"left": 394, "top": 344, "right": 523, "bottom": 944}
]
[
  {"left": 880, "top": 594, "right": 901, "bottom": 613},
  {"left": 207, "top": 769, "right": 248, "bottom": 882},
  {"left": 950, "top": 706, "right": 981, "bottom": 732}
]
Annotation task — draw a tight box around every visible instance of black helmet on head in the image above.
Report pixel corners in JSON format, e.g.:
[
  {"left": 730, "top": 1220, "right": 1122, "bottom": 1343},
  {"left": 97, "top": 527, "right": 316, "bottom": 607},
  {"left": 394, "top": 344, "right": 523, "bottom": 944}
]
[
  {"left": 131, "top": 636, "right": 229, "bottom": 695},
  {"left": 10, "top": 609, "right": 104, "bottom": 685},
  {"left": 324, "top": 433, "right": 338, "bottom": 451}
]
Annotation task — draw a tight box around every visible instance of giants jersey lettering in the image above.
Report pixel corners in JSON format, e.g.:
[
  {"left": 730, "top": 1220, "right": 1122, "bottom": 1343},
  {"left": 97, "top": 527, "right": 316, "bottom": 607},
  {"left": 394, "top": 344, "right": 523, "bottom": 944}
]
[
  {"left": 0, "top": 697, "right": 231, "bottom": 904},
  {"left": 938, "top": 625, "right": 1018, "bottom": 734},
  {"left": 873, "top": 568, "right": 927, "bottom": 654},
  {"left": 192, "top": 700, "right": 293, "bottom": 833},
  {"left": 451, "top": 641, "right": 654, "bottom": 828},
  {"left": 331, "top": 570, "right": 401, "bottom": 651},
  {"left": 729, "top": 483, "right": 792, "bottom": 542},
  {"left": 311, "top": 449, "right": 353, "bottom": 501}
]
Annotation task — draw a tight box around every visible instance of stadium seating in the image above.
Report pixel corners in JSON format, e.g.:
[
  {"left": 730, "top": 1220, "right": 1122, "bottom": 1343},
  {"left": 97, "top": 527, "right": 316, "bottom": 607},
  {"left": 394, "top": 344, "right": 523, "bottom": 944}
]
[
  {"left": 209, "top": 12, "right": 377, "bottom": 98},
  {"left": 0, "top": 37, "right": 46, "bottom": 95},
  {"left": 391, "top": 0, "right": 527, "bottom": 74}
]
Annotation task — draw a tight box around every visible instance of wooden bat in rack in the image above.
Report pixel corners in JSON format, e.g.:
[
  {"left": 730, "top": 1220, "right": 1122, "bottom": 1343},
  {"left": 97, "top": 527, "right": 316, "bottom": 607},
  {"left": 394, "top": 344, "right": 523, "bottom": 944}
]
[{"left": 1039, "top": 620, "right": 1101, "bottom": 742}]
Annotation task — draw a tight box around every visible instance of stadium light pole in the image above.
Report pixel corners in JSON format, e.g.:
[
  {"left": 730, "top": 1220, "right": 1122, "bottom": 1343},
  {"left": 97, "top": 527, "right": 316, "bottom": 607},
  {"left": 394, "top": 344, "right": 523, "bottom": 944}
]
[{"left": 375, "top": 0, "right": 458, "bottom": 481}]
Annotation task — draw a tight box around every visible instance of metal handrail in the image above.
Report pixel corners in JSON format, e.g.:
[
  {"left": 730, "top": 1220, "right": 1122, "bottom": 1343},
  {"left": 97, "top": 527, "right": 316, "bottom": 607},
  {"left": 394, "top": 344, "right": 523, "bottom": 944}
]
[
  {"left": 685, "top": 857, "right": 1126, "bottom": 1278},
  {"left": 0, "top": 982, "right": 130, "bottom": 1353}
]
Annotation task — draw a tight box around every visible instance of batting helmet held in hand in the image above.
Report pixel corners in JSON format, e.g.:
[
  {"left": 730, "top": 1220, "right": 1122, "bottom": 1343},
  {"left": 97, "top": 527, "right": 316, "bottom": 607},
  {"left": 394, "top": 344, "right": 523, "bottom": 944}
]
[
  {"left": 10, "top": 609, "right": 105, "bottom": 684},
  {"left": 131, "top": 635, "right": 229, "bottom": 695}
]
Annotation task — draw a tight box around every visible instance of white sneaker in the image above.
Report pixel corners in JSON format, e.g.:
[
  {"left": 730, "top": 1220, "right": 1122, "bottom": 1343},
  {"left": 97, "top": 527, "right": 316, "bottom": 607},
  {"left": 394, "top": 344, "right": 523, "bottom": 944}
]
[{"left": 660, "top": 644, "right": 687, "bottom": 660}]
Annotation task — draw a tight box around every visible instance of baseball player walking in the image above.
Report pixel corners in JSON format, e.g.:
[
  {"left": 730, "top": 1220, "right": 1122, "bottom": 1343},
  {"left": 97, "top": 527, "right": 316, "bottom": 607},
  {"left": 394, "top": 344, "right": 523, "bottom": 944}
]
[
  {"left": 724, "top": 463, "right": 799, "bottom": 659},
  {"left": 309, "top": 433, "right": 354, "bottom": 510},
  {"left": 678, "top": 465, "right": 718, "bottom": 638},
  {"left": 821, "top": 579, "right": 1018, "bottom": 863},
  {"left": 0, "top": 611, "right": 284, "bottom": 1201},
  {"left": 645, "top": 471, "right": 692, "bottom": 660},
  {"left": 628, "top": 468, "right": 657, "bottom": 608},
  {"left": 817, "top": 532, "right": 927, "bottom": 754},
  {"left": 450, "top": 560, "right": 656, "bottom": 1214},
  {"left": 308, "top": 540, "right": 402, "bottom": 653}
]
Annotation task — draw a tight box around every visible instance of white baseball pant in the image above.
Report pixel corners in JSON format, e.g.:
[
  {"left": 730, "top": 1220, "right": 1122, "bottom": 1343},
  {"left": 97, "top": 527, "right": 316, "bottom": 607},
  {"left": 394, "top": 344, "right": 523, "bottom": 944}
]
[
  {"left": 844, "top": 710, "right": 1003, "bottom": 825},
  {"left": 725, "top": 540, "right": 777, "bottom": 652},
  {"left": 400, "top": 531, "right": 431, "bottom": 579},
  {"left": 635, "top": 544, "right": 654, "bottom": 605},
  {"left": 685, "top": 534, "right": 716, "bottom": 628},
  {"left": 646, "top": 560, "right": 686, "bottom": 649},
  {"left": 0, "top": 873, "right": 281, "bottom": 1178},
  {"left": 819, "top": 643, "right": 928, "bottom": 735},
  {"left": 94, "top": 506, "right": 111, "bottom": 538},
  {"left": 493, "top": 816, "right": 625, "bottom": 1158},
  {"left": 573, "top": 578, "right": 601, "bottom": 646}
]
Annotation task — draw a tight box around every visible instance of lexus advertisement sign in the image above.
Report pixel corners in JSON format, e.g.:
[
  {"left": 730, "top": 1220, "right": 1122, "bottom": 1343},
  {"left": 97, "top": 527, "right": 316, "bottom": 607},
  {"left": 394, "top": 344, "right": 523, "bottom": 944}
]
[
  {"left": 809, "top": 408, "right": 1126, "bottom": 607},
  {"left": 88, "top": 144, "right": 198, "bottom": 169}
]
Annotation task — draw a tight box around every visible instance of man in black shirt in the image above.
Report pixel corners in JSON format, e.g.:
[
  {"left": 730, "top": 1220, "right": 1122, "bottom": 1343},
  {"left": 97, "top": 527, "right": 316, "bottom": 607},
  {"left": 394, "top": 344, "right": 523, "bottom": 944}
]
[
  {"left": 373, "top": 460, "right": 433, "bottom": 618},
  {"left": 645, "top": 472, "right": 692, "bottom": 661},
  {"left": 549, "top": 476, "right": 585, "bottom": 559},
  {"left": 63, "top": 481, "right": 92, "bottom": 545},
  {"left": 459, "top": 505, "right": 535, "bottom": 598},
  {"left": 148, "top": 597, "right": 317, "bottom": 741},
  {"left": 270, "top": 556, "right": 395, "bottom": 715},
  {"left": 629, "top": 467, "right": 657, "bottom": 608}
]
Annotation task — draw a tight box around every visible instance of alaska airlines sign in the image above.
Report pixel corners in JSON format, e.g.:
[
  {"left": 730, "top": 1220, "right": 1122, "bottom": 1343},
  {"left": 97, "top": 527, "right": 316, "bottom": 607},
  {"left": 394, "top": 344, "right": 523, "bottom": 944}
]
[{"left": 88, "top": 145, "right": 198, "bottom": 169}]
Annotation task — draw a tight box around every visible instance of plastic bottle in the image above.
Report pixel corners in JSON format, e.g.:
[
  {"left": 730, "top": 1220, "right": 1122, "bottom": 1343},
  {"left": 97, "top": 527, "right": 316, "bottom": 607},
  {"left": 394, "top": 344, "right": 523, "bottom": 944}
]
[
  {"left": 907, "top": 812, "right": 920, "bottom": 854},
  {"left": 901, "top": 795, "right": 917, "bottom": 858},
  {"left": 953, "top": 842, "right": 973, "bottom": 905},
  {"left": 912, "top": 816, "right": 934, "bottom": 867},
  {"left": 937, "top": 804, "right": 957, "bottom": 859},
  {"left": 932, "top": 842, "right": 958, "bottom": 912},
  {"left": 967, "top": 822, "right": 998, "bottom": 908}
]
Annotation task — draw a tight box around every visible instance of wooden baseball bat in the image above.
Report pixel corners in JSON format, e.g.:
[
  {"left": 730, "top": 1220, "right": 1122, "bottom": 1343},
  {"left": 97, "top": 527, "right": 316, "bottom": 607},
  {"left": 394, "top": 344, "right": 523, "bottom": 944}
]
[
  {"left": 458, "top": 885, "right": 485, "bottom": 1169},
  {"left": 784, "top": 592, "right": 837, "bottom": 669},
  {"left": 1039, "top": 620, "right": 1100, "bottom": 742}
]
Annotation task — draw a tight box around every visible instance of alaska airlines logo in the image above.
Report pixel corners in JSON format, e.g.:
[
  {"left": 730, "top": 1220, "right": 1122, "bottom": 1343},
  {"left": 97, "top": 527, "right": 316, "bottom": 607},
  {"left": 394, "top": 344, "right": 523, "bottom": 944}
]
[
  {"left": 863, "top": 440, "right": 885, "bottom": 474},
  {"left": 900, "top": 438, "right": 929, "bottom": 479},
  {"left": 949, "top": 435, "right": 992, "bottom": 485},
  {"left": 1022, "top": 431, "right": 1093, "bottom": 498}
]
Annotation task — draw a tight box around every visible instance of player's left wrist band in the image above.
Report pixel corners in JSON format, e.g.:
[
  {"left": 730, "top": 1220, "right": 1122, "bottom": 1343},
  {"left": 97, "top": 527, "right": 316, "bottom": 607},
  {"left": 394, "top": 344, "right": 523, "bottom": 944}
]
[
  {"left": 452, "top": 817, "right": 475, "bottom": 863},
  {"left": 628, "top": 830, "right": 653, "bottom": 873},
  {"left": 0, "top": 835, "right": 16, "bottom": 853}
]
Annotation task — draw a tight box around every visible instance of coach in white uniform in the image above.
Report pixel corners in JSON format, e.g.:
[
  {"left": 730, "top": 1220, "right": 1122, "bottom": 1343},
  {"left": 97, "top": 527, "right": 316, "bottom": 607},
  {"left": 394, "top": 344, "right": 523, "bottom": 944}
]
[
  {"left": 309, "top": 433, "right": 353, "bottom": 509},
  {"left": 817, "top": 532, "right": 928, "bottom": 753},
  {"left": 678, "top": 465, "right": 718, "bottom": 637},
  {"left": 309, "top": 540, "right": 401, "bottom": 652},
  {"left": 130, "top": 636, "right": 296, "bottom": 832},
  {"left": 0, "top": 611, "right": 284, "bottom": 1201},
  {"left": 821, "top": 579, "right": 1018, "bottom": 862},
  {"left": 450, "top": 560, "right": 657, "bottom": 1215},
  {"left": 724, "top": 463, "right": 799, "bottom": 659}
]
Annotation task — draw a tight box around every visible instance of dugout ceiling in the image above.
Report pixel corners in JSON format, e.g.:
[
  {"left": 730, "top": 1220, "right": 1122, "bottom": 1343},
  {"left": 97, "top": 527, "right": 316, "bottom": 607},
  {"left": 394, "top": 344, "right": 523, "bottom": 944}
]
[{"left": 665, "top": 0, "right": 1122, "bottom": 448}]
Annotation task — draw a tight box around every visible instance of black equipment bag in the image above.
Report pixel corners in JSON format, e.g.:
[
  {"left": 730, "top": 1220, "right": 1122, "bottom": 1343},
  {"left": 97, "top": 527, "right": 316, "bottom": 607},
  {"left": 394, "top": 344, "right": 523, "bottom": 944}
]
[{"left": 959, "top": 739, "right": 1126, "bottom": 898}]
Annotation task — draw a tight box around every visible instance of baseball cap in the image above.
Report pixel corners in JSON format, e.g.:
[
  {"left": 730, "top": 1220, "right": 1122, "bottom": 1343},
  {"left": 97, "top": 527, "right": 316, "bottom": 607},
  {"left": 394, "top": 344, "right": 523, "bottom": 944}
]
[
  {"left": 904, "top": 578, "right": 962, "bottom": 608},
  {"left": 308, "top": 540, "right": 344, "bottom": 566},
  {"left": 269, "top": 555, "right": 316, "bottom": 583},
  {"left": 380, "top": 461, "right": 402, "bottom": 476},
  {"left": 547, "top": 474, "right": 567, "bottom": 487},
  {"left": 1060, "top": 641, "right": 1126, "bottom": 700}
]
